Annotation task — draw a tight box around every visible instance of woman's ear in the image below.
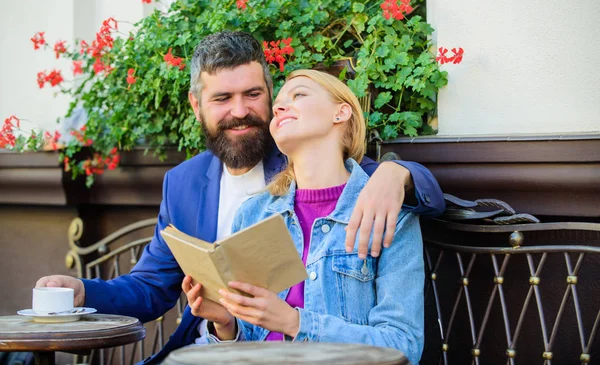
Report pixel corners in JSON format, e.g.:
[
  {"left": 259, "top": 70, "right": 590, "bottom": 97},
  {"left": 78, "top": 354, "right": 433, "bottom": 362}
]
[{"left": 334, "top": 103, "right": 352, "bottom": 124}]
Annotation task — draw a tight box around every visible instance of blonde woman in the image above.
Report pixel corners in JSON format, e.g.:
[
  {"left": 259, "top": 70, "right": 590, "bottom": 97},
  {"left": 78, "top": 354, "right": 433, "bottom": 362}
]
[{"left": 191, "top": 70, "right": 424, "bottom": 364}]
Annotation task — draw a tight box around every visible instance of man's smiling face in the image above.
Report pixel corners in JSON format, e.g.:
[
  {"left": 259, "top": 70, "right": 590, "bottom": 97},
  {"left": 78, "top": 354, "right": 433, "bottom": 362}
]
[{"left": 189, "top": 61, "right": 273, "bottom": 171}]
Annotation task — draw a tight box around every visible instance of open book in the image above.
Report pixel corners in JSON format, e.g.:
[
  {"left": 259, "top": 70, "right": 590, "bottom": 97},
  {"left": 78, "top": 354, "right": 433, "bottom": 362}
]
[{"left": 160, "top": 214, "right": 308, "bottom": 303}]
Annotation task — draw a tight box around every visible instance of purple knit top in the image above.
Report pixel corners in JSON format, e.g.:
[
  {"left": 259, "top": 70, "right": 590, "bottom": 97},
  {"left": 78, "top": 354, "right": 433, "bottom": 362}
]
[{"left": 265, "top": 183, "right": 346, "bottom": 341}]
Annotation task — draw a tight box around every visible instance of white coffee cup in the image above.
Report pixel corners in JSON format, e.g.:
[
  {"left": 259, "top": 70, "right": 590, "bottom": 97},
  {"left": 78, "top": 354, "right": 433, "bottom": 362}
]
[{"left": 32, "top": 287, "right": 74, "bottom": 314}]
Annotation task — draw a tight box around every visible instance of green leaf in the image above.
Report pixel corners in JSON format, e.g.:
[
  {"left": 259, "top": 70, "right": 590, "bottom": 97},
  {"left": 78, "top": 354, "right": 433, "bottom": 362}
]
[
  {"left": 389, "top": 112, "right": 401, "bottom": 122},
  {"left": 352, "top": 3, "right": 365, "bottom": 13},
  {"left": 420, "top": 84, "right": 436, "bottom": 99},
  {"left": 393, "top": 52, "right": 410, "bottom": 66},
  {"left": 338, "top": 66, "right": 348, "bottom": 81},
  {"left": 383, "top": 124, "right": 399, "bottom": 139},
  {"left": 85, "top": 175, "right": 94, "bottom": 188},
  {"left": 347, "top": 74, "right": 369, "bottom": 98},
  {"left": 374, "top": 92, "right": 392, "bottom": 109},
  {"left": 416, "top": 52, "right": 432, "bottom": 65},
  {"left": 368, "top": 111, "right": 382, "bottom": 127},
  {"left": 416, "top": 97, "right": 436, "bottom": 110},
  {"left": 311, "top": 53, "right": 324, "bottom": 62},
  {"left": 403, "top": 125, "right": 418, "bottom": 137},
  {"left": 300, "top": 25, "right": 314, "bottom": 37},
  {"left": 375, "top": 45, "right": 390, "bottom": 58}
]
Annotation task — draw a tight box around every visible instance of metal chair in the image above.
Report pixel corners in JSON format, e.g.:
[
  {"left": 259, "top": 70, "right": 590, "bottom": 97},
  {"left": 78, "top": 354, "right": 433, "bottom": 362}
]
[
  {"left": 420, "top": 218, "right": 600, "bottom": 365},
  {"left": 65, "top": 217, "right": 187, "bottom": 365}
]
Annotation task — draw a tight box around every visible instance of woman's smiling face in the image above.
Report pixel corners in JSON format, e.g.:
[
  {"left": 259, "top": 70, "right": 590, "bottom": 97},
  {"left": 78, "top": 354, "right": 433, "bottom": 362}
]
[{"left": 270, "top": 76, "right": 342, "bottom": 155}]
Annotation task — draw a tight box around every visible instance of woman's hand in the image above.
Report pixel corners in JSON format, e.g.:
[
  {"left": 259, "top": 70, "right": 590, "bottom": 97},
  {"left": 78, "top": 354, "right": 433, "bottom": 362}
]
[
  {"left": 219, "top": 281, "right": 299, "bottom": 337},
  {"left": 181, "top": 275, "right": 237, "bottom": 340}
]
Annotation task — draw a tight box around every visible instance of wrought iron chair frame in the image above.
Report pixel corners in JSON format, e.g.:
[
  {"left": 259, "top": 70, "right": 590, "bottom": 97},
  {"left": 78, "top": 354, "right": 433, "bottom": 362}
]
[
  {"left": 66, "top": 217, "right": 186, "bottom": 365},
  {"left": 422, "top": 219, "right": 600, "bottom": 365}
]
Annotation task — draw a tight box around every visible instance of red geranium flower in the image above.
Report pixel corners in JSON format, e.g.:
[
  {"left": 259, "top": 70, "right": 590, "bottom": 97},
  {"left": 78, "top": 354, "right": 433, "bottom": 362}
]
[
  {"left": 31, "top": 32, "right": 45, "bottom": 50},
  {"left": 79, "top": 40, "right": 90, "bottom": 55},
  {"left": 380, "top": 0, "right": 413, "bottom": 20},
  {"left": 126, "top": 68, "right": 136, "bottom": 85},
  {"left": 436, "top": 47, "right": 449, "bottom": 64},
  {"left": 0, "top": 116, "right": 20, "bottom": 148},
  {"left": 37, "top": 71, "right": 47, "bottom": 89},
  {"left": 164, "top": 48, "right": 185, "bottom": 70},
  {"left": 54, "top": 40, "right": 67, "bottom": 59},
  {"left": 63, "top": 156, "right": 70, "bottom": 172},
  {"left": 73, "top": 60, "right": 84, "bottom": 76},
  {"left": 236, "top": 0, "right": 248, "bottom": 10},
  {"left": 451, "top": 47, "right": 464, "bottom": 64},
  {"left": 46, "top": 70, "right": 64, "bottom": 87},
  {"left": 263, "top": 38, "right": 295, "bottom": 72},
  {"left": 436, "top": 47, "right": 464, "bottom": 65}
]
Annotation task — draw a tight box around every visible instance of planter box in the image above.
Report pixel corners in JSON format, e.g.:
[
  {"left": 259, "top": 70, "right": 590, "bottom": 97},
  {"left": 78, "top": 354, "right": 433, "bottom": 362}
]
[{"left": 2, "top": 135, "right": 599, "bottom": 218}]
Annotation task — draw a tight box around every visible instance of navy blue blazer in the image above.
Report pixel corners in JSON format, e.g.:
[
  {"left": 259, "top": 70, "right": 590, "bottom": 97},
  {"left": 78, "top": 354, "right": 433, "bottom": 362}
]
[{"left": 83, "top": 146, "right": 444, "bottom": 364}]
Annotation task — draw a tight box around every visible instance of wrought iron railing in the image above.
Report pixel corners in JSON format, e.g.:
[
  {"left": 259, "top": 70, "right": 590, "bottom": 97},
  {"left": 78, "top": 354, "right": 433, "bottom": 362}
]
[{"left": 421, "top": 219, "right": 600, "bottom": 365}]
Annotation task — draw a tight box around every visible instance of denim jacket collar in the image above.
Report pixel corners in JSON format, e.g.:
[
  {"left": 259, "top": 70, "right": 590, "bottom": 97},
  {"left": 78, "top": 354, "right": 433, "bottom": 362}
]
[{"left": 266, "top": 158, "right": 369, "bottom": 224}]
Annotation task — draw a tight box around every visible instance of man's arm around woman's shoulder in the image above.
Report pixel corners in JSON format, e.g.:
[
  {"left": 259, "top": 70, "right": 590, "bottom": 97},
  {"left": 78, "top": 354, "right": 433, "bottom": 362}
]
[{"left": 358, "top": 156, "right": 445, "bottom": 217}]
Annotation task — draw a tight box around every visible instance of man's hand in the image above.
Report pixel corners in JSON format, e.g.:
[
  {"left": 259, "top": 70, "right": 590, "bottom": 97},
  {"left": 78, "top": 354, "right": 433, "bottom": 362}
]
[
  {"left": 35, "top": 275, "right": 86, "bottom": 307},
  {"left": 218, "top": 281, "right": 299, "bottom": 337},
  {"left": 345, "top": 161, "right": 412, "bottom": 259},
  {"left": 182, "top": 275, "right": 236, "bottom": 340}
]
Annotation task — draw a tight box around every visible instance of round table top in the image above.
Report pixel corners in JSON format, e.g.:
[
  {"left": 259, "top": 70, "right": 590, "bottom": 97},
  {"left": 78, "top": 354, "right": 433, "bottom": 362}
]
[
  {"left": 0, "top": 314, "right": 145, "bottom": 352},
  {"left": 162, "top": 342, "right": 409, "bottom": 365}
]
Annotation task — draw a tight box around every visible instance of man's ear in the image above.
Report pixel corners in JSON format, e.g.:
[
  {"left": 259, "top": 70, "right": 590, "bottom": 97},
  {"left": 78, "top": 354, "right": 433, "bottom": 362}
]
[
  {"left": 334, "top": 103, "right": 352, "bottom": 124},
  {"left": 188, "top": 92, "right": 201, "bottom": 121}
]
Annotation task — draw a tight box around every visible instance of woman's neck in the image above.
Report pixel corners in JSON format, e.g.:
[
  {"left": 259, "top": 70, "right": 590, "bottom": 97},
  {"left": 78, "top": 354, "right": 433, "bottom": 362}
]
[{"left": 289, "top": 142, "right": 350, "bottom": 190}]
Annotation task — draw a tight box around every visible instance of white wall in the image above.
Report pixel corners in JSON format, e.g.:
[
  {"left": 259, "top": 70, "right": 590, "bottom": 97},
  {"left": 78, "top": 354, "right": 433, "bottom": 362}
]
[
  {"left": 428, "top": 0, "right": 600, "bottom": 135},
  {"left": 0, "top": 0, "right": 154, "bottom": 134},
  {"left": 4, "top": 1, "right": 599, "bottom": 136},
  {"left": 0, "top": 0, "right": 74, "bottom": 134}
]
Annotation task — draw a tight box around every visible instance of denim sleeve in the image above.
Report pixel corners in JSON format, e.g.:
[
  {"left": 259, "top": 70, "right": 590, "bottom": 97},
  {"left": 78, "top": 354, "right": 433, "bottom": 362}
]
[
  {"left": 292, "top": 212, "right": 425, "bottom": 365},
  {"left": 82, "top": 171, "right": 184, "bottom": 323},
  {"left": 359, "top": 156, "right": 445, "bottom": 217}
]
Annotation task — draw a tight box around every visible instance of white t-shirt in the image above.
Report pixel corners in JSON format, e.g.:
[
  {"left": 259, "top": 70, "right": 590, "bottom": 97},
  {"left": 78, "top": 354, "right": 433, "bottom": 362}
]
[
  {"left": 216, "top": 160, "right": 266, "bottom": 240},
  {"left": 194, "top": 161, "right": 266, "bottom": 343}
]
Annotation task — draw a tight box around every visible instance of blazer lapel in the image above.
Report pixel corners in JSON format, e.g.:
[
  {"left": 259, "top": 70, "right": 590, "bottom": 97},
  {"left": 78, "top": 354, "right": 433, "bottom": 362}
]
[
  {"left": 195, "top": 154, "right": 222, "bottom": 242},
  {"left": 195, "top": 146, "right": 286, "bottom": 241}
]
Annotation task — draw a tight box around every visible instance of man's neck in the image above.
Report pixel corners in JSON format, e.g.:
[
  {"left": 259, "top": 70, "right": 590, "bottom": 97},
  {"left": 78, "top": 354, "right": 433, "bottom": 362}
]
[
  {"left": 225, "top": 164, "right": 256, "bottom": 176},
  {"left": 223, "top": 141, "right": 276, "bottom": 177}
]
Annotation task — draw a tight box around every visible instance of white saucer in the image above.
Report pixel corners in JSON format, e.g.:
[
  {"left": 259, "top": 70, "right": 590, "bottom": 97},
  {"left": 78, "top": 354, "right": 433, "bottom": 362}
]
[{"left": 17, "top": 307, "right": 97, "bottom": 323}]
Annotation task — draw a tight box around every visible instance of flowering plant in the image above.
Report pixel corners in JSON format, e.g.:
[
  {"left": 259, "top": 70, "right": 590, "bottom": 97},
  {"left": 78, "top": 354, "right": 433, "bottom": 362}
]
[{"left": 2, "top": 0, "right": 460, "bottom": 187}]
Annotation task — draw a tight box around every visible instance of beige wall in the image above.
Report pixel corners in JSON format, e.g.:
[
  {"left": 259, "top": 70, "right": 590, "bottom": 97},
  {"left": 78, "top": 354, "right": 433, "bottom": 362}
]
[
  {"left": 0, "top": 0, "right": 155, "bottom": 134},
  {"left": 428, "top": 0, "right": 600, "bottom": 135}
]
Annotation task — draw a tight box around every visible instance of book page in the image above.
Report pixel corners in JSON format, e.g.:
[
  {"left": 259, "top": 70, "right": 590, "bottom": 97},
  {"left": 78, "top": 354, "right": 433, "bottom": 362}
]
[{"left": 218, "top": 214, "right": 308, "bottom": 294}]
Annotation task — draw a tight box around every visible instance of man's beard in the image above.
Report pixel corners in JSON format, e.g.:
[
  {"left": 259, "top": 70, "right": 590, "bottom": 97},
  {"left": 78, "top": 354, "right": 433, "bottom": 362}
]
[{"left": 200, "top": 113, "right": 273, "bottom": 170}]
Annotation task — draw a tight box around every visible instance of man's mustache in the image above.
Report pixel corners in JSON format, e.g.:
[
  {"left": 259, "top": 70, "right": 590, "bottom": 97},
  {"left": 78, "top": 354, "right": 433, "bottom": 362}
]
[{"left": 218, "top": 115, "right": 266, "bottom": 131}]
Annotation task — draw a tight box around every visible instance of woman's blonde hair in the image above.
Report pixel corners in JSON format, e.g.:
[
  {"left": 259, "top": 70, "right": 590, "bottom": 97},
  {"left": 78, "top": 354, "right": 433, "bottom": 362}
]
[{"left": 268, "top": 69, "right": 366, "bottom": 196}]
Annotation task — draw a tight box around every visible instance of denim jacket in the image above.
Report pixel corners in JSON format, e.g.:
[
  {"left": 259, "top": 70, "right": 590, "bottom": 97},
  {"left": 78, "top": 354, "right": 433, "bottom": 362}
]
[{"left": 199, "top": 159, "right": 425, "bottom": 364}]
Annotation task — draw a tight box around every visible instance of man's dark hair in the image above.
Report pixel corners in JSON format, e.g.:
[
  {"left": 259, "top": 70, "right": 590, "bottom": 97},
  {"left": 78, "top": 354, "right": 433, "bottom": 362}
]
[{"left": 189, "top": 31, "right": 273, "bottom": 101}]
